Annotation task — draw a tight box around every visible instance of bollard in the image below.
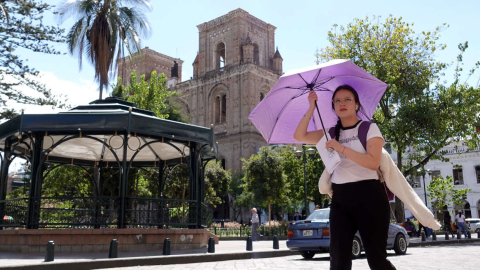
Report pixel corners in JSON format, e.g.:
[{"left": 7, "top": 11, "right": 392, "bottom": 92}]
[
  {"left": 208, "top": 237, "right": 215, "bottom": 253},
  {"left": 445, "top": 232, "right": 449, "bottom": 240},
  {"left": 108, "top": 239, "right": 118, "bottom": 258},
  {"left": 163, "top": 238, "right": 171, "bottom": 255},
  {"left": 467, "top": 231, "right": 471, "bottom": 239},
  {"left": 457, "top": 230, "right": 461, "bottom": 239},
  {"left": 421, "top": 231, "right": 426, "bottom": 242},
  {"left": 221, "top": 219, "right": 225, "bottom": 228},
  {"left": 45, "top": 241, "right": 55, "bottom": 262},
  {"left": 432, "top": 231, "right": 436, "bottom": 241},
  {"left": 273, "top": 235, "right": 279, "bottom": 249},
  {"left": 246, "top": 236, "right": 253, "bottom": 251}
]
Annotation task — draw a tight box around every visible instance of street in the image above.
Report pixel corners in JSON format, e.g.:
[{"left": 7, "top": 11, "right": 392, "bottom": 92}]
[{"left": 99, "top": 243, "right": 480, "bottom": 270}]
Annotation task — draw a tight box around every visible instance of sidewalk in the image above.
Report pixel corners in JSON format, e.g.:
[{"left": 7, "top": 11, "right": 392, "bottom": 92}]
[{"left": 0, "top": 236, "right": 478, "bottom": 270}]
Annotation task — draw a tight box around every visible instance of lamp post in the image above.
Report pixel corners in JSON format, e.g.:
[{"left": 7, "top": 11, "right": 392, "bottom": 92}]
[
  {"left": 296, "top": 145, "right": 316, "bottom": 219},
  {"left": 417, "top": 168, "right": 432, "bottom": 207}
]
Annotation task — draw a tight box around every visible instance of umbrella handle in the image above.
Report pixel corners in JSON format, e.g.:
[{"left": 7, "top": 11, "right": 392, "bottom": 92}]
[{"left": 314, "top": 100, "right": 331, "bottom": 141}]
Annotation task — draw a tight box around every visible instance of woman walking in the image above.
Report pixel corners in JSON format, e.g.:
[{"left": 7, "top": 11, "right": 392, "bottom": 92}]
[
  {"left": 294, "top": 85, "right": 396, "bottom": 270},
  {"left": 250, "top": 208, "right": 260, "bottom": 241}
]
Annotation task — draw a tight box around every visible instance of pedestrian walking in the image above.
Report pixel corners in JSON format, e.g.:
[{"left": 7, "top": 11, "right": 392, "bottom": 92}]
[
  {"left": 455, "top": 210, "right": 468, "bottom": 238},
  {"left": 250, "top": 208, "right": 260, "bottom": 241},
  {"left": 443, "top": 211, "right": 455, "bottom": 238},
  {"left": 294, "top": 85, "right": 396, "bottom": 270}
]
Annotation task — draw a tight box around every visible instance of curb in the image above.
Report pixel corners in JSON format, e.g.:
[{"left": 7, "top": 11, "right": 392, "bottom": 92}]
[
  {"left": 2, "top": 239, "right": 479, "bottom": 270},
  {"left": 0, "top": 249, "right": 298, "bottom": 270},
  {"left": 409, "top": 238, "right": 480, "bottom": 247}
]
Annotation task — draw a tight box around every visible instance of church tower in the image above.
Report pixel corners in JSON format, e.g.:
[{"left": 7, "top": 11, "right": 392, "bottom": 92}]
[{"left": 173, "top": 8, "right": 283, "bottom": 172}]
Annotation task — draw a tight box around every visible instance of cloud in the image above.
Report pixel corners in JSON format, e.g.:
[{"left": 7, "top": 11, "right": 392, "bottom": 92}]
[{"left": 5, "top": 71, "right": 107, "bottom": 114}]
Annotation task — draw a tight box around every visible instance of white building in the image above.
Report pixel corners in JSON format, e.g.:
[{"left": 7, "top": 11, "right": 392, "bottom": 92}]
[{"left": 389, "top": 143, "right": 480, "bottom": 219}]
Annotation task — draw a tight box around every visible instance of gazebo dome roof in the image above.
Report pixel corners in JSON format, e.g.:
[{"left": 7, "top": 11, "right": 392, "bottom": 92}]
[{"left": 0, "top": 98, "right": 218, "bottom": 167}]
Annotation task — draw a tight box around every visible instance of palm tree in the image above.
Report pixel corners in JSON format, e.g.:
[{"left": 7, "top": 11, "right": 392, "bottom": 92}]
[{"left": 58, "top": 0, "right": 151, "bottom": 100}]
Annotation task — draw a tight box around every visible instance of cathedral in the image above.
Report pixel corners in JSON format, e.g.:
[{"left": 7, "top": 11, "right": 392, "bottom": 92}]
[{"left": 118, "top": 8, "right": 283, "bottom": 174}]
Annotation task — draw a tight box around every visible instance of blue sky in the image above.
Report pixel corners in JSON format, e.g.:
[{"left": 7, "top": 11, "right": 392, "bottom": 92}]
[{"left": 13, "top": 0, "right": 480, "bottom": 109}]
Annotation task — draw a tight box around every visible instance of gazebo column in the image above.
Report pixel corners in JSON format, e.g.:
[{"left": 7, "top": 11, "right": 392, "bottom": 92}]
[
  {"left": 94, "top": 161, "right": 103, "bottom": 229},
  {"left": 157, "top": 160, "right": 164, "bottom": 228},
  {"left": 118, "top": 132, "right": 128, "bottom": 229},
  {"left": 27, "top": 133, "right": 44, "bottom": 229},
  {"left": 0, "top": 140, "right": 12, "bottom": 229}
]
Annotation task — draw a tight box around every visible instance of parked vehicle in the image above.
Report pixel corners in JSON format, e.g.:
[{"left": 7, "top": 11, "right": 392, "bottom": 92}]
[
  {"left": 286, "top": 208, "right": 410, "bottom": 259},
  {"left": 466, "top": 218, "right": 480, "bottom": 233}
]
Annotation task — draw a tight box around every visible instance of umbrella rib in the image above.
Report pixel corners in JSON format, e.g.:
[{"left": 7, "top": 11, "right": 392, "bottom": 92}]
[
  {"left": 297, "top": 73, "right": 309, "bottom": 85},
  {"left": 310, "top": 68, "right": 322, "bottom": 85}
]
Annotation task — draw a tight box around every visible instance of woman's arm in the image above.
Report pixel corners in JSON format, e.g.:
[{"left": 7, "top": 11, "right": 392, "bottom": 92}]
[
  {"left": 325, "top": 137, "right": 384, "bottom": 170},
  {"left": 293, "top": 91, "right": 324, "bottom": 144}
]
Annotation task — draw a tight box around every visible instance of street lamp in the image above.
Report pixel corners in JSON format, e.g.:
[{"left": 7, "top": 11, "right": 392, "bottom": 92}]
[
  {"left": 296, "top": 145, "right": 316, "bottom": 219},
  {"left": 417, "top": 168, "right": 432, "bottom": 207}
]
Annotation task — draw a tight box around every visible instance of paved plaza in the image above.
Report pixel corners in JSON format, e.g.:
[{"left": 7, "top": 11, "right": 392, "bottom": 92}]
[{"left": 100, "top": 243, "right": 480, "bottom": 270}]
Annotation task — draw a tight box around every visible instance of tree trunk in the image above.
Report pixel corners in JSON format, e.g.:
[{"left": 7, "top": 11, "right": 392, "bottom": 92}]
[
  {"left": 281, "top": 204, "right": 284, "bottom": 222},
  {"left": 99, "top": 84, "right": 103, "bottom": 100},
  {"left": 268, "top": 200, "right": 271, "bottom": 235},
  {"left": 395, "top": 149, "right": 405, "bottom": 222}
]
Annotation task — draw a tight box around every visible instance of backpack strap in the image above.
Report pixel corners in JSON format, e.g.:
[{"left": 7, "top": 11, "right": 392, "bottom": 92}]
[
  {"left": 327, "top": 121, "right": 372, "bottom": 150},
  {"left": 358, "top": 121, "right": 372, "bottom": 151},
  {"left": 328, "top": 127, "right": 336, "bottom": 141}
]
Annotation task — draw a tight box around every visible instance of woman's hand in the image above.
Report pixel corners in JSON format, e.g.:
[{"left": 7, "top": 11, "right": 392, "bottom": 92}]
[
  {"left": 308, "top": 91, "right": 318, "bottom": 108},
  {"left": 325, "top": 138, "right": 344, "bottom": 153}
]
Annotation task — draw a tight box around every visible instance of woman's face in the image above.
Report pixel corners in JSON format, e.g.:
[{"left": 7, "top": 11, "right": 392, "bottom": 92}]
[{"left": 332, "top": 89, "right": 358, "bottom": 118}]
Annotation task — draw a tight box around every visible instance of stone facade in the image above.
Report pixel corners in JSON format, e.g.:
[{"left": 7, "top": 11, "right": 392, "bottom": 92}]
[
  {"left": 173, "top": 8, "right": 282, "bottom": 173},
  {"left": 117, "top": 47, "right": 184, "bottom": 86}
]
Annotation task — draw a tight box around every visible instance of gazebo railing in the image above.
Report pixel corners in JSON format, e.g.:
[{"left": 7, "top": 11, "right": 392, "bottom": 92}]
[
  {"left": 0, "top": 198, "right": 29, "bottom": 227},
  {"left": 30, "top": 196, "right": 119, "bottom": 228},
  {"left": 0, "top": 197, "right": 207, "bottom": 229},
  {"left": 125, "top": 198, "right": 199, "bottom": 228}
]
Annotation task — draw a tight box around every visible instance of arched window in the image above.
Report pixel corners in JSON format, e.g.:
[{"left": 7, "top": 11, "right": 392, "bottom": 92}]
[
  {"left": 213, "top": 92, "right": 227, "bottom": 124},
  {"left": 260, "top": 93, "right": 265, "bottom": 101},
  {"left": 221, "top": 95, "right": 227, "bottom": 123},
  {"left": 221, "top": 159, "right": 226, "bottom": 170},
  {"left": 216, "top": 42, "right": 226, "bottom": 70},
  {"left": 253, "top": 43, "right": 260, "bottom": 65}
]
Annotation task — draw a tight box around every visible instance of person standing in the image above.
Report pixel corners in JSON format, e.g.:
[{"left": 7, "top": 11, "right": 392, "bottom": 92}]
[
  {"left": 455, "top": 210, "right": 468, "bottom": 238},
  {"left": 443, "top": 211, "right": 454, "bottom": 238},
  {"left": 293, "top": 212, "right": 301, "bottom": 221},
  {"left": 294, "top": 85, "right": 396, "bottom": 270},
  {"left": 250, "top": 208, "right": 260, "bottom": 241}
]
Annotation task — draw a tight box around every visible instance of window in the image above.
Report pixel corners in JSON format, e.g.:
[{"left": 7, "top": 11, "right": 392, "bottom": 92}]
[
  {"left": 215, "top": 42, "right": 226, "bottom": 70},
  {"left": 476, "top": 166, "right": 480, "bottom": 184},
  {"left": 221, "top": 159, "right": 226, "bottom": 170},
  {"left": 253, "top": 43, "right": 260, "bottom": 65},
  {"left": 214, "top": 93, "right": 227, "bottom": 124},
  {"left": 408, "top": 175, "right": 421, "bottom": 188},
  {"left": 260, "top": 93, "right": 265, "bottom": 101},
  {"left": 431, "top": 170, "right": 441, "bottom": 180},
  {"left": 453, "top": 168, "right": 464, "bottom": 185}
]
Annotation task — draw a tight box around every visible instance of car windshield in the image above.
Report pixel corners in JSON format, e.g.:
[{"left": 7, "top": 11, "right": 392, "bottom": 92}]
[{"left": 307, "top": 210, "right": 330, "bottom": 220}]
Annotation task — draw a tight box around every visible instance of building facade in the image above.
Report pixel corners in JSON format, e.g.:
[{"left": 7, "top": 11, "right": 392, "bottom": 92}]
[
  {"left": 172, "top": 8, "right": 283, "bottom": 173},
  {"left": 390, "top": 143, "right": 480, "bottom": 219}
]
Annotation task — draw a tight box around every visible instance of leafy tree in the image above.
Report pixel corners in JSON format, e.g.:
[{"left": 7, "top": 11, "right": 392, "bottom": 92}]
[
  {"left": 318, "top": 15, "right": 480, "bottom": 221},
  {"left": 0, "top": 0, "right": 66, "bottom": 120},
  {"left": 111, "top": 71, "right": 187, "bottom": 122},
  {"left": 42, "top": 165, "right": 94, "bottom": 197},
  {"left": 58, "top": 0, "right": 151, "bottom": 99},
  {"left": 204, "top": 160, "right": 231, "bottom": 205},
  {"left": 241, "top": 146, "right": 285, "bottom": 228},
  {"left": 426, "top": 175, "right": 471, "bottom": 213}
]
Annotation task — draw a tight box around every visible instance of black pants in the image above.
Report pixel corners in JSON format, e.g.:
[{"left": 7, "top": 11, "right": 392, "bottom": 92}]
[{"left": 330, "top": 180, "right": 396, "bottom": 270}]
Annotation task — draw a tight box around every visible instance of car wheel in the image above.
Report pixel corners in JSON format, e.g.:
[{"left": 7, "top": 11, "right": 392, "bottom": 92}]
[
  {"left": 352, "top": 236, "right": 361, "bottom": 259},
  {"left": 301, "top": 251, "right": 316, "bottom": 259},
  {"left": 394, "top": 234, "right": 407, "bottom": 255}
]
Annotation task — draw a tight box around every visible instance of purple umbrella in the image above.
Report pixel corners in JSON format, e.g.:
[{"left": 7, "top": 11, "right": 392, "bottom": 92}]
[{"left": 248, "top": 59, "right": 387, "bottom": 144}]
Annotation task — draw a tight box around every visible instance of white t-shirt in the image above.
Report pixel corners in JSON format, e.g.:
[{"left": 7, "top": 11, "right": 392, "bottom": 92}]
[
  {"left": 329, "top": 121, "right": 385, "bottom": 184},
  {"left": 455, "top": 214, "right": 466, "bottom": 223}
]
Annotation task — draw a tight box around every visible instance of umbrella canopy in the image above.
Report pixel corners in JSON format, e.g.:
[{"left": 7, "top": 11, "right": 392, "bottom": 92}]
[{"left": 248, "top": 59, "right": 387, "bottom": 144}]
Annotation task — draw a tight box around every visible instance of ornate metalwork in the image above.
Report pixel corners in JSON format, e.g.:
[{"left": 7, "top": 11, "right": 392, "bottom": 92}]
[
  {"left": 0, "top": 198, "right": 28, "bottom": 227},
  {"left": 125, "top": 198, "right": 198, "bottom": 227}
]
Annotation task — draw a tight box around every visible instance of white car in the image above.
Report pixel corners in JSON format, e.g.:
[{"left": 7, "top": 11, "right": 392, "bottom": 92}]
[{"left": 466, "top": 218, "right": 480, "bottom": 233}]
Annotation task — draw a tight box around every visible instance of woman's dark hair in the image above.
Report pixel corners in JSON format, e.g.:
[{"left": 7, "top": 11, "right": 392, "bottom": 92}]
[{"left": 330, "top": 85, "right": 365, "bottom": 141}]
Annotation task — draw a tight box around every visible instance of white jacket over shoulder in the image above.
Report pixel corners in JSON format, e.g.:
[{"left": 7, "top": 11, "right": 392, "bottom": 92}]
[{"left": 319, "top": 148, "right": 441, "bottom": 230}]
